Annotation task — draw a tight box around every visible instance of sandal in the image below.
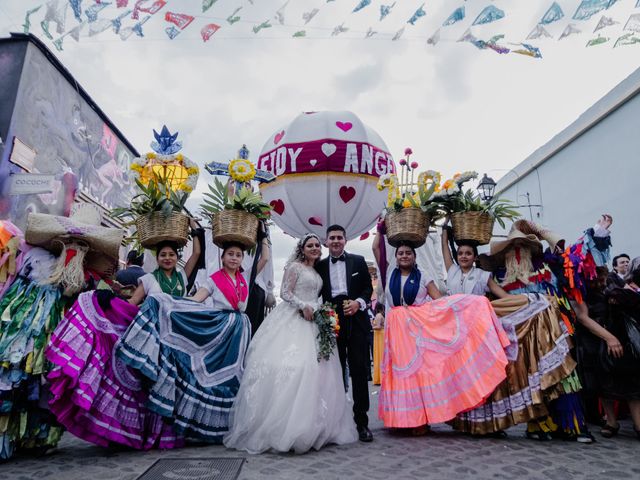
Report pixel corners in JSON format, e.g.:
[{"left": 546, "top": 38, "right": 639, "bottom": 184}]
[{"left": 600, "top": 423, "right": 620, "bottom": 438}]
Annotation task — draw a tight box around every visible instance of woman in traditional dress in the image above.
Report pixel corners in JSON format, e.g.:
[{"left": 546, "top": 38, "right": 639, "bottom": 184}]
[
  {"left": 224, "top": 234, "right": 358, "bottom": 454},
  {"left": 372, "top": 235, "right": 511, "bottom": 434},
  {"left": 128, "top": 237, "right": 201, "bottom": 305},
  {"left": 441, "top": 225, "right": 508, "bottom": 298},
  {"left": 116, "top": 242, "right": 251, "bottom": 444}
]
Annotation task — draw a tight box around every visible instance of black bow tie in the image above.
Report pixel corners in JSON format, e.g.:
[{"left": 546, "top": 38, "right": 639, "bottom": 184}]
[{"left": 331, "top": 254, "right": 346, "bottom": 264}]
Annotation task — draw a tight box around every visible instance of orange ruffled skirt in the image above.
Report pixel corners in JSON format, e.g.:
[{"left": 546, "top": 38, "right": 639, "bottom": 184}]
[{"left": 379, "top": 294, "right": 511, "bottom": 428}]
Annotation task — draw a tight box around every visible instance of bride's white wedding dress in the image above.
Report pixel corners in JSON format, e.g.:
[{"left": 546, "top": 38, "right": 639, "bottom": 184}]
[{"left": 224, "top": 261, "right": 358, "bottom": 454}]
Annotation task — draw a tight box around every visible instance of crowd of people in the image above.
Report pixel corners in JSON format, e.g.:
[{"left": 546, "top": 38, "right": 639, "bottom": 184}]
[{"left": 1, "top": 213, "right": 639, "bottom": 461}]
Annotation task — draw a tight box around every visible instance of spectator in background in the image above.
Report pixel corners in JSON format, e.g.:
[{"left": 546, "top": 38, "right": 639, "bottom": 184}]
[
  {"left": 607, "top": 254, "right": 630, "bottom": 289},
  {"left": 115, "top": 250, "right": 145, "bottom": 286},
  {"left": 624, "top": 256, "right": 640, "bottom": 284}
]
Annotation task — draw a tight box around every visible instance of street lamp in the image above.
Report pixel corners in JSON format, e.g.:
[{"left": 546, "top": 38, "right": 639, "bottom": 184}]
[{"left": 477, "top": 173, "right": 496, "bottom": 202}]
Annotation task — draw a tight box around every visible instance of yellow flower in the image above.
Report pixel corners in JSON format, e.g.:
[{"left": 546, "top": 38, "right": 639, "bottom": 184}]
[
  {"left": 453, "top": 172, "right": 461, "bottom": 179},
  {"left": 176, "top": 153, "right": 184, "bottom": 162},
  {"left": 228, "top": 158, "right": 256, "bottom": 183},
  {"left": 146, "top": 152, "right": 157, "bottom": 160},
  {"left": 180, "top": 183, "right": 193, "bottom": 193},
  {"left": 402, "top": 198, "right": 411, "bottom": 208},
  {"left": 186, "top": 166, "right": 199, "bottom": 175},
  {"left": 442, "top": 179, "right": 454, "bottom": 190},
  {"left": 130, "top": 163, "right": 143, "bottom": 172}
]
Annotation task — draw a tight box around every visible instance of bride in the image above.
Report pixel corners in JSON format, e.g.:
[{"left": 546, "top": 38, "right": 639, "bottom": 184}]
[{"left": 224, "top": 233, "right": 358, "bottom": 453}]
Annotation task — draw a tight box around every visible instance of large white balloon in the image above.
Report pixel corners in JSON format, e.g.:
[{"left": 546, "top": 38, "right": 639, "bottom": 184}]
[{"left": 258, "top": 111, "right": 396, "bottom": 241}]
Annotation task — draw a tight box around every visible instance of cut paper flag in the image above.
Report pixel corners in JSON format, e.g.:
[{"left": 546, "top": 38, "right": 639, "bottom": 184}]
[
  {"left": 407, "top": 4, "right": 426, "bottom": 25},
  {"left": 132, "top": 0, "right": 166, "bottom": 20},
  {"left": 365, "top": 27, "right": 377, "bottom": 37},
  {"left": 586, "top": 34, "right": 609, "bottom": 46},
  {"left": 443, "top": 6, "right": 465, "bottom": 26},
  {"left": 472, "top": 5, "right": 504, "bottom": 26},
  {"left": 165, "top": 25, "right": 180, "bottom": 39},
  {"left": 253, "top": 20, "right": 272, "bottom": 34},
  {"left": 227, "top": 7, "right": 242, "bottom": 25},
  {"left": 573, "top": 0, "right": 609, "bottom": 21},
  {"left": 165, "top": 12, "right": 195, "bottom": 30},
  {"left": 119, "top": 14, "right": 150, "bottom": 39},
  {"left": 292, "top": 30, "right": 306, "bottom": 37},
  {"left": 527, "top": 24, "right": 552, "bottom": 39},
  {"left": 53, "top": 22, "right": 85, "bottom": 51},
  {"left": 43, "top": 0, "right": 68, "bottom": 37},
  {"left": 624, "top": 13, "right": 640, "bottom": 33},
  {"left": 427, "top": 28, "right": 440, "bottom": 45},
  {"left": 331, "top": 23, "right": 348, "bottom": 36},
  {"left": 274, "top": 1, "right": 289, "bottom": 25},
  {"left": 559, "top": 23, "right": 582, "bottom": 39},
  {"left": 353, "top": 0, "right": 371, "bottom": 14},
  {"left": 88, "top": 18, "right": 112, "bottom": 36},
  {"left": 85, "top": 2, "right": 110, "bottom": 22},
  {"left": 202, "top": 0, "right": 217, "bottom": 13},
  {"left": 458, "top": 28, "right": 477, "bottom": 43},
  {"left": 594, "top": 16, "right": 618, "bottom": 31},
  {"left": 69, "top": 0, "right": 83, "bottom": 22},
  {"left": 614, "top": 32, "right": 640, "bottom": 47},
  {"left": 302, "top": 8, "right": 319, "bottom": 24},
  {"left": 540, "top": 2, "right": 564, "bottom": 24},
  {"left": 470, "top": 34, "right": 510, "bottom": 54},
  {"left": 201, "top": 23, "right": 220, "bottom": 41},
  {"left": 512, "top": 43, "right": 542, "bottom": 58},
  {"left": 392, "top": 27, "right": 404, "bottom": 40},
  {"left": 117, "top": 0, "right": 129, "bottom": 6},
  {"left": 380, "top": 3, "right": 395, "bottom": 21},
  {"left": 23, "top": 5, "right": 43, "bottom": 34},
  {"left": 110, "top": 9, "right": 132, "bottom": 34}
]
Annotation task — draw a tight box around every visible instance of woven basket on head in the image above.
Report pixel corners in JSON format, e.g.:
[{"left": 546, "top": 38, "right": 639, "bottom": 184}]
[
  {"left": 136, "top": 211, "right": 190, "bottom": 248},
  {"left": 451, "top": 211, "right": 494, "bottom": 246},
  {"left": 212, "top": 209, "right": 259, "bottom": 249},
  {"left": 386, "top": 208, "right": 430, "bottom": 248}
]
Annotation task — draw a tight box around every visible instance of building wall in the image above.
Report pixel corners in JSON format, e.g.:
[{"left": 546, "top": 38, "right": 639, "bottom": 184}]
[
  {"left": 0, "top": 41, "right": 26, "bottom": 142},
  {"left": 496, "top": 91, "right": 640, "bottom": 260},
  {"left": 0, "top": 40, "right": 136, "bottom": 228}
]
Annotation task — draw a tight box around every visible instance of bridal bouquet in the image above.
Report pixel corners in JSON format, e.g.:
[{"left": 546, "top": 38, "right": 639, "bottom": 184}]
[{"left": 314, "top": 302, "right": 340, "bottom": 362}]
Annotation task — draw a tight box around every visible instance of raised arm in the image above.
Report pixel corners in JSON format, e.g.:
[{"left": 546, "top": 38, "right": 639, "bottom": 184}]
[
  {"left": 372, "top": 231, "right": 382, "bottom": 271},
  {"left": 440, "top": 225, "right": 454, "bottom": 272},
  {"left": 183, "top": 226, "right": 201, "bottom": 279},
  {"left": 256, "top": 237, "right": 271, "bottom": 275}
]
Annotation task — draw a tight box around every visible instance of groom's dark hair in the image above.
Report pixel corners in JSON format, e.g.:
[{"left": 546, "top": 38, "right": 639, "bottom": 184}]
[{"left": 326, "top": 224, "right": 346, "bottom": 237}]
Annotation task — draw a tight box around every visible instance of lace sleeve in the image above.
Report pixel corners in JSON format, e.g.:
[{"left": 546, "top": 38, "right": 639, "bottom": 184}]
[{"left": 280, "top": 262, "right": 308, "bottom": 310}]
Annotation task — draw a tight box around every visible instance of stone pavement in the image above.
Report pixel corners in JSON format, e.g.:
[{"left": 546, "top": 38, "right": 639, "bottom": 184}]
[{"left": 1, "top": 385, "right": 639, "bottom": 480}]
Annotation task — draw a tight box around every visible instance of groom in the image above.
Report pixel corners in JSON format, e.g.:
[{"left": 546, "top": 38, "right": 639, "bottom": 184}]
[{"left": 316, "top": 225, "right": 374, "bottom": 442}]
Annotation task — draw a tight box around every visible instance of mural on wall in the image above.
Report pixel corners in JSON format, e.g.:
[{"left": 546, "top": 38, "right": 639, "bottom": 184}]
[{"left": 3, "top": 43, "right": 136, "bottom": 226}]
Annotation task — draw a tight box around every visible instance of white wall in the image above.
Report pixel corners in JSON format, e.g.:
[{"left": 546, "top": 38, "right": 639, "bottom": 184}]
[{"left": 495, "top": 90, "right": 640, "bottom": 262}]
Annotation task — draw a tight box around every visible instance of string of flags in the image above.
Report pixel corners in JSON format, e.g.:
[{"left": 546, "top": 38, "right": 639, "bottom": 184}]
[{"left": 14, "top": 0, "right": 640, "bottom": 57}]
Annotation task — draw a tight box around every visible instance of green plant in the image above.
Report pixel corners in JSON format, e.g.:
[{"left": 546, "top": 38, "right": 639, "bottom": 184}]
[
  {"left": 111, "top": 176, "right": 189, "bottom": 224},
  {"left": 445, "top": 189, "right": 520, "bottom": 228},
  {"left": 201, "top": 177, "right": 271, "bottom": 220}
]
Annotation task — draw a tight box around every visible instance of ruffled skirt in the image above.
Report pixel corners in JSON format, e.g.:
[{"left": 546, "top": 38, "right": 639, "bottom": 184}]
[
  {"left": 116, "top": 293, "right": 251, "bottom": 443},
  {"left": 451, "top": 295, "right": 578, "bottom": 434},
  {"left": 46, "top": 291, "right": 182, "bottom": 449},
  {"left": 379, "top": 294, "right": 511, "bottom": 428}
]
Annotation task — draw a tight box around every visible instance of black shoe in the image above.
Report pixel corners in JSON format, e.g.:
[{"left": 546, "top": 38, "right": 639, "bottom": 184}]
[{"left": 357, "top": 426, "right": 373, "bottom": 442}]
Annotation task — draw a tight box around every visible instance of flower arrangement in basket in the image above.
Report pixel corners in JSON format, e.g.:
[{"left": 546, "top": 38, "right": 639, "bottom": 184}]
[
  {"left": 376, "top": 148, "right": 441, "bottom": 247},
  {"left": 314, "top": 302, "right": 340, "bottom": 362},
  {"left": 111, "top": 127, "right": 196, "bottom": 249},
  {"left": 200, "top": 150, "right": 271, "bottom": 249},
  {"left": 434, "top": 171, "right": 520, "bottom": 245}
]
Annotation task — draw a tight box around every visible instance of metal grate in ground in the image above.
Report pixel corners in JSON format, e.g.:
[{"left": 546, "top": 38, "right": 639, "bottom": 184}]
[{"left": 135, "top": 458, "right": 245, "bottom": 480}]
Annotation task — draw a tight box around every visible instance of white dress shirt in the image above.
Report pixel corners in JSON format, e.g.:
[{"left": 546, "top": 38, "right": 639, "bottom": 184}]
[{"left": 329, "top": 256, "right": 348, "bottom": 298}]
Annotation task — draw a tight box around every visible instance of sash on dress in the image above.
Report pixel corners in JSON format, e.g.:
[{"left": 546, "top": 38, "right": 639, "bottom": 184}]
[{"left": 210, "top": 270, "right": 248, "bottom": 310}]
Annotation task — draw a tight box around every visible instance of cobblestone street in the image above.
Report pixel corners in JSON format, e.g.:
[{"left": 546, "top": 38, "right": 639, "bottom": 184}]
[{"left": 2, "top": 386, "right": 639, "bottom": 480}]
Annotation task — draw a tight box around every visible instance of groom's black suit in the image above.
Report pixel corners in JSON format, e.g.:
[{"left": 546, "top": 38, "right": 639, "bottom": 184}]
[{"left": 316, "top": 252, "right": 373, "bottom": 429}]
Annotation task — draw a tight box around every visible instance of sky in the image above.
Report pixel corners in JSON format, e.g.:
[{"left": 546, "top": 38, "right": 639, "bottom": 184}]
[{"left": 1, "top": 0, "right": 639, "bottom": 287}]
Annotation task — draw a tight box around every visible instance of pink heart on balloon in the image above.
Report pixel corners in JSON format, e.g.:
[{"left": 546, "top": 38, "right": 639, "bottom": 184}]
[
  {"left": 336, "top": 121, "right": 352, "bottom": 132},
  {"left": 339, "top": 186, "right": 356, "bottom": 203},
  {"left": 359, "top": 232, "right": 370, "bottom": 241},
  {"left": 308, "top": 216, "right": 323, "bottom": 226},
  {"left": 270, "top": 199, "right": 285, "bottom": 216},
  {"left": 274, "top": 130, "right": 285, "bottom": 144}
]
